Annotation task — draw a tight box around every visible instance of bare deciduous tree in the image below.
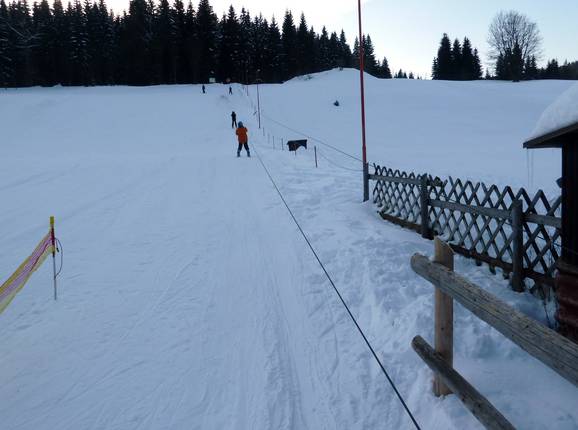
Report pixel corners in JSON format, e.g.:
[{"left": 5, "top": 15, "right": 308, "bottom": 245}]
[{"left": 488, "top": 10, "right": 542, "bottom": 63}]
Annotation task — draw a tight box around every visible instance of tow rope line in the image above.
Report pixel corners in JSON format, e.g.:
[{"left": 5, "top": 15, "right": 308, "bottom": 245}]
[{"left": 253, "top": 147, "right": 422, "bottom": 430}]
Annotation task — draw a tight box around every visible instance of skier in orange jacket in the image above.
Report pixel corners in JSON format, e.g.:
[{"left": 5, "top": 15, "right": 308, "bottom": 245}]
[{"left": 235, "top": 122, "right": 250, "bottom": 158}]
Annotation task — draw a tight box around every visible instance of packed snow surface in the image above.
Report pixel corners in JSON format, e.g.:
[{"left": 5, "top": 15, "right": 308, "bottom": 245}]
[
  {"left": 1, "top": 70, "right": 576, "bottom": 429},
  {"left": 529, "top": 82, "right": 578, "bottom": 140}
]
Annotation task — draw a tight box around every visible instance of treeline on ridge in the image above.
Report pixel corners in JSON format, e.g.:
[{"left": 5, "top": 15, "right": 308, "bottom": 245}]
[{"left": 0, "top": 0, "right": 394, "bottom": 87}]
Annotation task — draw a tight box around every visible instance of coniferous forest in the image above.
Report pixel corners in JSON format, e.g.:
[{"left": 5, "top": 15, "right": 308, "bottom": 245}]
[
  {"left": 0, "top": 0, "right": 394, "bottom": 88},
  {"left": 431, "top": 33, "right": 578, "bottom": 82},
  {"left": 1, "top": 0, "right": 576, "bottom": 88}
]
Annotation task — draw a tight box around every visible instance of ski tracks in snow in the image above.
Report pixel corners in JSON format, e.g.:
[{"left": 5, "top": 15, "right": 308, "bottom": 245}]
[{"left": 3, "top": 90, "right": 413, "bottom": 430}]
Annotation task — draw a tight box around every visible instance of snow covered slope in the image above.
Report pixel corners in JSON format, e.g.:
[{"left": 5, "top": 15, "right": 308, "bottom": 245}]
[
  {"left": 258, "top": 69, "right": 574, "bottom": 194},
  {"left": 1, "top": 73, "right": 577, "bottom": 430}
]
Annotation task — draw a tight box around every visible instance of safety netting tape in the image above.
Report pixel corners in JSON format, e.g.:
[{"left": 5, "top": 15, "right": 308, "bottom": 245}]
[{"left": 0, "top": 232, "right": 54, "bottom": 314}]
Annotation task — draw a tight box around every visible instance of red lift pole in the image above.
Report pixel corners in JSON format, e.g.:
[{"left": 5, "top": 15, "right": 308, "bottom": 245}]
[{"left": 358, "top": 0, "right": 370, "bottom": 201}]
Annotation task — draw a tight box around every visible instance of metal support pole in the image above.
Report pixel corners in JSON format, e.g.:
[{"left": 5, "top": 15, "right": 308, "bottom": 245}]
[
  {"left": 314, "top": 146, "right": 318, "bottom": 168},
  {"left": 50, "top": 216, "right": 57, "bottom": 300},
  {"left": 257, "top": 80, "right": 261, "bottom": 129},
  {"left": 358, "top": 0, "right": 368, "bottom": 201},
  {"left": 363, "top": 162, "right": 369, "bottom": 202},
  {"left": 511, "top": 199, "right": 524, "bottom": 292}
]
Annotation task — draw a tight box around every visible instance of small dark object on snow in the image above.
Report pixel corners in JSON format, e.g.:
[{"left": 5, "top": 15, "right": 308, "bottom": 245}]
[
  {"left": 287, "top": 139, "right": 307, "bottom": 152},
  {"left": 334, "top": 100, "right": 340, "bottom": 107}
]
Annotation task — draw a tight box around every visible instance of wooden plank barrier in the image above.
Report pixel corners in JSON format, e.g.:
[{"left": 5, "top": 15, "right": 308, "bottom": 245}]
[
  {"left": 412, "top": 336, "right": 515, "bottom": 430},
  {"left": 411, "top": 251, "right": 578, "bottom": 388},
  {"left": 411, "top": 239, "right": 578, "bottom": 429}
]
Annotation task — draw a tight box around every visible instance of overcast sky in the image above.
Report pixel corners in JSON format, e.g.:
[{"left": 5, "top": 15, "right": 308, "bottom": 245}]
[{"left": 104, "top": 0, "right": 578, "bottom": 78}]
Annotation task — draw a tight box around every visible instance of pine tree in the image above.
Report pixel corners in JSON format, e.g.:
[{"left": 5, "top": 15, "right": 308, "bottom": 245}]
[
  {"left": 10, "top": 0, "right": 37, "bottom": 86},
  {"left": 362, "top": 35, "right": 377, "bottom": 74},
  {"left": 432, "top": 33, "right": 452, "bottom": 79},
  {"left": 450, "top": 38, "right": 461, "bottom": 80},
  {"left": 195, "top": 0, "right": 217, "bottom": 83},
  {"left": 472, "top": 48, "right": 482, "bottom": 80},
  {"left": 183, "top": 1, "right": 198, "bottom": 83},
  {"left": 295, "top": 13, "right": 308, "bottom": 75},
  {"left": 217, "top": 5, "right": 240, "bottom": 83},
  {"left": 431, "top": 58, "right": 438, "bottom": 79},
  {"left": 306, "top": 26, "right": 317, "bottom": 72},
  {"left": 31, "top": 0, "right": 54, "bottom": 85},
  {"left": 68, "top": 0, "right": 90, "bottom": 85},
  {"left": 338, "top": 30, "right": 351, "bottom": 68},
  {"left": 543, "top": 59, "right": 560, "bottom": 79},
  {"left": 171, "top": 0, "right": 188, "bottom": 83},
  {"left": 352, "top": 36, "right": 359, "bottom": 69},
  {"left": 152, "top": 0, "right": 176, "bottom": 84},
  {"left": 248, "top": 13, "right": 266, "bottom": 83},
  {"left": 327, "top": 31, "right": 339, "bottom": 69},
  {"left": 510, "top": 42, "right": 524, "bottom": 82},
  {"left": 280, "top": 10, "right": 297, "bottom": 80},
  {"left": 317, "top": 26, "right": 331, "bottom": 72},
  {"left": 264, "top": 16, "right": 281, "bottom": 82},
  {"left": 51, "top": 0, "right": 69, "bottom": 84},
  {"left": 0, "top": 0, "right": 12, "bottom": 86},
  {"left": 379, "top": 57, "right": 391, "bottom": 78},
  {"left": 495, "top": 51, "right": 508, "bottom": 80},
  {"left": 237, "top": 8, "right": 252, "bottom": 81},
  {"left": 524, "top": 55, "right": 538, "bottom": 80},
  {"left": 460, "top": 37, "right": 474, "bottom": 80}
]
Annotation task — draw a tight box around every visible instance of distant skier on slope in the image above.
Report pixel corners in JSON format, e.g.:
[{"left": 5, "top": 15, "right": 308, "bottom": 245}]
[
  {"left": 202, "top": 84, "right": 206, "bottom": 94},
  {"left": 231, "top": 111, "right": 237, "bottom": 128},
  {"left": 229, "top": 86, "right": 233, "bottom": 95},
  {"left": 235, "top": 122, "right": 250, "bottom": 158}
]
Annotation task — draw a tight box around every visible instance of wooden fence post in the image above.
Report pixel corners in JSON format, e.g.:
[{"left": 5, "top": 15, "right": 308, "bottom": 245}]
[
  {"left": 511, "top": 199, "right": 524, "bottom": 292},
  {"left": 433, "top": 237, "right": 454, "bottom": 396},
  {"left": 420, "top": 175, "right": 432, "bottom": 239}
]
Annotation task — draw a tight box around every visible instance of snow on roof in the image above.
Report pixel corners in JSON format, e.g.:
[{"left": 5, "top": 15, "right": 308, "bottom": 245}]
[{"left": 529, "top": 82, "right": 578, "bottom": 141}]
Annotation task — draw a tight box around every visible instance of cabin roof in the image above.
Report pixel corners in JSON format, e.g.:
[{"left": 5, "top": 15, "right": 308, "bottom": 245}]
[{"left": 524, "top": 121, "right": 578, "bottom": 149}]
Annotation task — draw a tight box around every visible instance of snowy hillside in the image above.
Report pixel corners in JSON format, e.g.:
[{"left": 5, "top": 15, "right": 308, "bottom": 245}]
[
  {"left": 259, "top": 69, "right": 574, "bottom": 194},
  {"left": 1, "top": 72, "right": 577, "bottom": 430}
]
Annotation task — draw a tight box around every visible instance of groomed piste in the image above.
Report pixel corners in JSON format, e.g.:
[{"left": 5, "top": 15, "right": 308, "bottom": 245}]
[{"left": 1, "top": 69, "right": 577, "bottom": 429}]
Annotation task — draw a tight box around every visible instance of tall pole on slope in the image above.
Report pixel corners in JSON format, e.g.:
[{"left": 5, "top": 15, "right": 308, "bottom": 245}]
[
  {"left": 256, "top": 69, "right": 262, "bottom": 129},
  {"left": 358, "top": 0, "right": 369, "bottom": 202}
]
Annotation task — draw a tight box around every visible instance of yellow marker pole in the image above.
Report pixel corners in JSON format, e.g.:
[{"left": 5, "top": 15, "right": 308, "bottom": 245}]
[{"left": 50, "top": 216, "right": 57, "bottom": 300}]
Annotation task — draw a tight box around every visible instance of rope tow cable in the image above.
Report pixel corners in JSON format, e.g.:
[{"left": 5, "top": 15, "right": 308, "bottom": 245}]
[{"left": 253, "top": 147, "right": 422, "bottom": 430}]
